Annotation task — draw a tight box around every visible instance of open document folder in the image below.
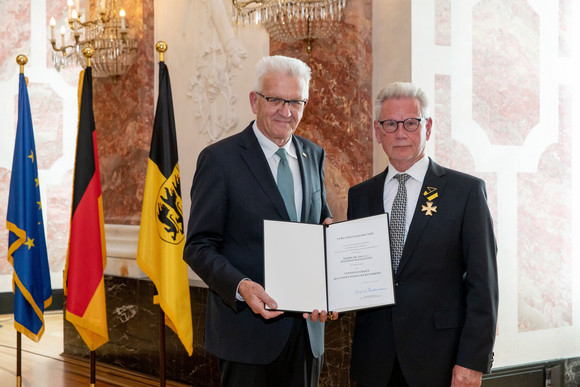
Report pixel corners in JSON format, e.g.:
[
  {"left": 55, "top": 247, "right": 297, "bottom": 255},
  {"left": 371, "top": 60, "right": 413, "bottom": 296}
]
[{"left": 264, "top": 213, "right": 395, "bottom": 313}]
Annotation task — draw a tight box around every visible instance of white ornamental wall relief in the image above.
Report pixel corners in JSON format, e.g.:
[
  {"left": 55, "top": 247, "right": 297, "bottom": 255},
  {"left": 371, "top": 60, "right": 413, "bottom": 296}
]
[{"left": 186, "top": 0, "right": 248, "bottom": 143}]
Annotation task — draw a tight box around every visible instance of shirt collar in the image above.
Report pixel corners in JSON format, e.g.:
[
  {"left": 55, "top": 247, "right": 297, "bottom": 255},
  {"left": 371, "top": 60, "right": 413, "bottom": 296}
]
[
  {"left": 386, "top": 155, "right": 429, "bottom": 184},
  {"left": 253, "top": 121, "right": 297, "bottom": 159}
]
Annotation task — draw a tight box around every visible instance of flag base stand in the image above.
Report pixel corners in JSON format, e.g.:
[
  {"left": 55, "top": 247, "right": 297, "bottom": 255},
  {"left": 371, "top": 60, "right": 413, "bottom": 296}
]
[{"left": 160, "top": 307, "right": 166, "bottom": 387}]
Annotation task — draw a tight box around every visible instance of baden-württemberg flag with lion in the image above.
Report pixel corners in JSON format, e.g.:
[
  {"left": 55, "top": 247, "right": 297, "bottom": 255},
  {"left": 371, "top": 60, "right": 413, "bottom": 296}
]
[
  {"left": 7, "top": 73, "right": 52, "bottom": 342},
  {"left": 137, "top": 61, "right": 193, "bottom": 355}
]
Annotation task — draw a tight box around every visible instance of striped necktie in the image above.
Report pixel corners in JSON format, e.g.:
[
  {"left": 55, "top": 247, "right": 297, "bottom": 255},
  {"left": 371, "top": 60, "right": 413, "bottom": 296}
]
[{"left": 390, "top": 173, "right": 410, "bottom": 273}]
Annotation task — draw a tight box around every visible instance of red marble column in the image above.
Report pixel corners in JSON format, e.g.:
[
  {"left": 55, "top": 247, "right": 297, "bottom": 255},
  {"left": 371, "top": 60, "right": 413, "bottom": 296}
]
[
  {"left": 91, "top": 0, "right": 155, "bottom": 225},
  {"left": 270, "top": 0, "right": 373, "bottom": 222}
]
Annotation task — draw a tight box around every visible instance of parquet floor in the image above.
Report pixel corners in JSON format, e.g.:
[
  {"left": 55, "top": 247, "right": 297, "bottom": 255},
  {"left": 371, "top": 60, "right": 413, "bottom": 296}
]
[{"left": 0, "top": 311, "right": 189, "bottom": 387}]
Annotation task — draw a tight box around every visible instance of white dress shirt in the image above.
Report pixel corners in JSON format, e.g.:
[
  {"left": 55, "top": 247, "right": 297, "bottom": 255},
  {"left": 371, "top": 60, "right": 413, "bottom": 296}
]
[
  {"left": 253, "top": 122, "right": 303, "bottom": 221},
  {"left": 383, "top": 156, "right": 429, "bottom": 242}
]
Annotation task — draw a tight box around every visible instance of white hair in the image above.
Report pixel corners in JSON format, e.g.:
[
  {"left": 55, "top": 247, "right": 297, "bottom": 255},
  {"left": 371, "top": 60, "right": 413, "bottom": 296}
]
[
  {"left": 375, "top": 82, "right": 430, "bottom": 119},
  {"left": 253, "top": 55, "right": 312, "bottom": 99}
]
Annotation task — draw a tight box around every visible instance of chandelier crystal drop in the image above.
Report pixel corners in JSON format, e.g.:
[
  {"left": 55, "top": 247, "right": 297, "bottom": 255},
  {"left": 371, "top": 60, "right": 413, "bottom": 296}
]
[
  {"left": 232, "top": 0, "right": 347, "bottom": 53},
  {"left": 49, "top": 0, "right": 138, "bottom": 80}
]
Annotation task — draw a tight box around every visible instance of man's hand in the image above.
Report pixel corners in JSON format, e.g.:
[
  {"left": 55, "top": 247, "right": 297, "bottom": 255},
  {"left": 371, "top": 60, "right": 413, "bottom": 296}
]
[
  {"left": 451, "top": 365, "right": 482, "bottom": 387},
  {"left": 303, "top": 310, "right": 339, "bottom": 322},
  {"left": 238, "top": 279, "right": 284, "bottom": 319},
  {"left": 322, "top": 217, "right": 333, "bottom": 226}
]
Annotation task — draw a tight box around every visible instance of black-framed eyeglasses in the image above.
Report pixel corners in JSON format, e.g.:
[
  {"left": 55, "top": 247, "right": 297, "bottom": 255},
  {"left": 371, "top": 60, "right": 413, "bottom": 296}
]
[
  {"left": 255, "top": 92, "right": 308, "bottom": 110},
  {"left": 378, "top": 117, "right": 425, "bottom": 133}
]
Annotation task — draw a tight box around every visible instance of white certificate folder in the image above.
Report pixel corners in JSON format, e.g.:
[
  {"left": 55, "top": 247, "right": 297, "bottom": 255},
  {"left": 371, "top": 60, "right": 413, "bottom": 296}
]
[{"left": 263, "top": 213, "right": 395, "bottom": 313}]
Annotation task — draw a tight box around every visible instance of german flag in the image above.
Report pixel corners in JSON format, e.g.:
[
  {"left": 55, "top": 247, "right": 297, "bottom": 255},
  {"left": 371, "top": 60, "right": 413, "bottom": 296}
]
[
  {"left": 64, "top": 67, "right": 108, "bottom": 351},
  {"left": 137, "top": 61, "right": 193, "bottom": 355}
]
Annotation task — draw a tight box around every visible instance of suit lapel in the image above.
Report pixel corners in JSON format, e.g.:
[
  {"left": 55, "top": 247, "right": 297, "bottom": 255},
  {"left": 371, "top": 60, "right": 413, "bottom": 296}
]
[
  {"left": 294, "top": 137, "right": 318, "bottom": 222},
  {"left": 370, "top": 169, "right": 389, "bottom": 215},
  {"left": 396, "top": 160, "right": 447, "bottom": 275},
  {"left": 238, "top": 124, "right": 289, "bottom": 220}
]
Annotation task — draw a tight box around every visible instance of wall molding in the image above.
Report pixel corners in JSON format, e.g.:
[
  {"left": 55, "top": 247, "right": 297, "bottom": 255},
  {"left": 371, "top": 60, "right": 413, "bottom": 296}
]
[{"left": 104, "top": 223, "right": 206, "bottom": 288}]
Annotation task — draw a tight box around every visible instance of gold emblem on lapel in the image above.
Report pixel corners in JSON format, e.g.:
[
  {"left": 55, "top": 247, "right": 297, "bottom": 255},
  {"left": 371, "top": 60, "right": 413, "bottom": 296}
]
[
  {"left": 423, "top": 187, "right": 438, "bottom": 201},
  {"left": 422, "top": 201, "right": 437, "bottom": 216},
  {"left": 302, "top": 152, "right": 307, "bottom": 158}
]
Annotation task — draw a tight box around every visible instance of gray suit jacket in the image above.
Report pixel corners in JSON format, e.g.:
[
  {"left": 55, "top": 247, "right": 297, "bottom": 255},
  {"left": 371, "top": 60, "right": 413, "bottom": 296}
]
[
  {"left": 348, "top": 159, "right": 498, "bottom": 387},
  {"left": 184, "top": 123, "right": 332, "bottom": 364}
]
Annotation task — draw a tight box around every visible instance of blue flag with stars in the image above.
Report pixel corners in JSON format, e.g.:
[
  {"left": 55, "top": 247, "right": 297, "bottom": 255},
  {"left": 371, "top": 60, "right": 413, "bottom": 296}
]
[{"left": 6, "top": 73, "right": 52, "bottom": 342}]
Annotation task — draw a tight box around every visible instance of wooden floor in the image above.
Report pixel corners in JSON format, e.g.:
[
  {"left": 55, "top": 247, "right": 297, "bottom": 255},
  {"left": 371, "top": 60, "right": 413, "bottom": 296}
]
[{"left": 0, "top": 312, "right": 189, "bottom": 387}]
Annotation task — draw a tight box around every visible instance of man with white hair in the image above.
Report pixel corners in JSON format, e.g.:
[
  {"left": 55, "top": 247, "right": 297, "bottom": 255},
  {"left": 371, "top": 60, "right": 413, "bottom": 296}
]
[
  {"left": 184, "top": 55, "right": 335, "bottom": 386},
  {"left": 348, "top": 82, "right": 498, "bottom": 387}
]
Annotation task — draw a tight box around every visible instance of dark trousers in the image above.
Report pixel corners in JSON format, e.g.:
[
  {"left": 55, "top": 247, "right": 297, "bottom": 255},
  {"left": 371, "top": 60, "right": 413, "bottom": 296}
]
[
  {"left": 218, "top": 318, "right": 322, "bottom": 387},
  {"left": 355, "top": 356, "right": 409, "bottom": 387},
  {"left": 387, "top": 356, "right": 409, "bottom": 387}
]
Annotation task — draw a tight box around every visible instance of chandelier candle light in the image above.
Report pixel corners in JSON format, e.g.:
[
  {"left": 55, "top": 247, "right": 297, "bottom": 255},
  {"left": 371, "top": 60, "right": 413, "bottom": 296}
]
[
  {"left": 232, "top": 0, "right": 347, "bottom": 53},
  {"left": 49, "top": 0, "right": 138, "bottom": 80}
]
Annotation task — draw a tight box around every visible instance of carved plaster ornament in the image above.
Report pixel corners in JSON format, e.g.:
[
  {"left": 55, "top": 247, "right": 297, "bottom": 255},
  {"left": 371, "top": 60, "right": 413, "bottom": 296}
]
[{"left": 186, "top": 0, "right": 248, "bottom": 143}]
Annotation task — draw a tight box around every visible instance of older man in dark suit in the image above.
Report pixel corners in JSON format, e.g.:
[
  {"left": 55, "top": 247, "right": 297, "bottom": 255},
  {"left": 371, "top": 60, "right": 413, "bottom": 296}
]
[
  {"left": 348, "top": 82, "right": 498, "bottom": 387},
  {"left": 184, "top": 55, "right": 335, "bottom": 387}
]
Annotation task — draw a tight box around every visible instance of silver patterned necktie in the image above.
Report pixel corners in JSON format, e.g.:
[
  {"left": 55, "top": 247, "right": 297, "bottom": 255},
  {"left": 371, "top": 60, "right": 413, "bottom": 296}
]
[
  {"left": 275, "top": 148, "right": 298, "bottom": 222},
  {"left": 390, "top": 173, "right": 410, "bottom": 273}
]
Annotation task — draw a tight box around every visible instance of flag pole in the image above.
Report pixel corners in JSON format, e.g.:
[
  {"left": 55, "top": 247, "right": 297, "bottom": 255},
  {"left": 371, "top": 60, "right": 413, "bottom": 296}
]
[
  {"left": 156, "top": 40, "right": 168, "bottom": 387},
  {"left": 16, "top": 332, "right": 21, "bottom": 387},
  {"left": 91, "top": 350, "right": 96, "bottom": 386},
  {"left": 14, "top": 54, "right": 27, "bottom": 387},
  {"left": 160, "top": 307, "right": 166, "bottom": 387},
  {"left": 82, "top": 46, "right": 98, "bottom": 387}
]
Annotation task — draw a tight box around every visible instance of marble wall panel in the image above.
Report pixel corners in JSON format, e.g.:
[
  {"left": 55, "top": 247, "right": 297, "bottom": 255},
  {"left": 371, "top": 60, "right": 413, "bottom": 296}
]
[
  {"left": 517, "top": 85, "right": 572, "bottom": 332},
  {"left": 0, "top": 2, "right": 29, "bottom": 80},
  {"left": 412, "top": 0, "right": 579, "bottom": 367},
  {"left": 433, "top": 74, "right": 498, "bottom": 226},
  {"left": 270, "top": 0, "right": 373, "bottom": 222},
  {"left": 0, "top": 0, "right": 80, "bottom": 291},
  {"left": 435, "top": 0, "right": 451, "bottom": 46},
  {"left": 63, "top": 276, "right": 220, "bottom": 385},
  {"left": 93, "top": 0, "right": 155, "bottom": 225},
  {"left": 559, "top": 0, "right": 570, "bottom": 57},
  {"left": 472, "top": 0, "right": 540, "bottom": 146}
]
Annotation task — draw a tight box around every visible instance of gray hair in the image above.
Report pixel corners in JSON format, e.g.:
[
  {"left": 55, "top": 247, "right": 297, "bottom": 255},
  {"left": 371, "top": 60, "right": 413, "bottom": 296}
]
[
  {"left": 375, "top": 82, "right": 430, "bottom": 119},
  {"left": 253, "top": 55, "right": 312, "bottom": 99}
]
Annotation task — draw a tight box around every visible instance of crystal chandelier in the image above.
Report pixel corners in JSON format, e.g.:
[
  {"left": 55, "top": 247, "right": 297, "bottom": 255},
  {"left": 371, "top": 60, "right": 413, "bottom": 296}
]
[
  {"left": 232, "top": 0, "right": 347, "bottom": 53},
  {"left": 48, "top": 0, "right": 138, "bottom": 80}
]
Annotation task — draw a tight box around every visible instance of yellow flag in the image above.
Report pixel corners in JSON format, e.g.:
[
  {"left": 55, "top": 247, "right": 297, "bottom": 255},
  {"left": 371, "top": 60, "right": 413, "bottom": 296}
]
[{"left": 137, "top": 61, "right": 193, "bottom": 355}]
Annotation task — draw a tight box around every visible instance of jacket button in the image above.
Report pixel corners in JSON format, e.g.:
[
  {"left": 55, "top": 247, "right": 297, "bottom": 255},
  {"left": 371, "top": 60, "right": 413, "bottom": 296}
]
[{"left": 394, "top": 281, "right": 399, "bottom": 286}]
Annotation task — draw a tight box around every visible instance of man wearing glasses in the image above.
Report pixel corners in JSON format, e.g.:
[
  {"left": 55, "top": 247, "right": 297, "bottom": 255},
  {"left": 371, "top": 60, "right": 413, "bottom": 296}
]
[
  {"left": 184, "top": 55, "right": 335, "bottom": 386},
  {"left": 347, "top": 82, "right": 498, "bottom": 387}
]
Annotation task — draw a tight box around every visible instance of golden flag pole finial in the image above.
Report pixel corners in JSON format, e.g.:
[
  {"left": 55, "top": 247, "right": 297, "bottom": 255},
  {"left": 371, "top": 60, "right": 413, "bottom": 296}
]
[
  {"left": 156, "top": 41, "right": 167, "bottom": 63},
  {"left": 82, "top": 46, "right": 94, "bottom": 68},
  {"left": 16, "top": 54, "right": 27, "bottom": 74}
]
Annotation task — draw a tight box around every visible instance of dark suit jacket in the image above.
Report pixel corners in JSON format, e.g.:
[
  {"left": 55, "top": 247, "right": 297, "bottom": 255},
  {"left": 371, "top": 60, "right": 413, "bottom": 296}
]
[
  {"left": 184, "top": 122, "right": 332, "bottom": 364},
  {"left": 348, "top": 158, "right": 498, "bottom": 387}
]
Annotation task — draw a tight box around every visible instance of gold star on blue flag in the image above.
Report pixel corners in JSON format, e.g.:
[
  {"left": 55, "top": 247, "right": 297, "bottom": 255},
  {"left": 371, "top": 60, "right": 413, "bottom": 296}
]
[{"left": 6, "top": 73, "right": 52, "bottom": 342}]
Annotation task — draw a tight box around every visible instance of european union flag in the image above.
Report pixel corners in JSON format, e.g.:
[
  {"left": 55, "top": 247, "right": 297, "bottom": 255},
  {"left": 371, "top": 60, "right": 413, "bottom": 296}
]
[{"left": 6, "top": 73, "right": 52, "bottom": 342}]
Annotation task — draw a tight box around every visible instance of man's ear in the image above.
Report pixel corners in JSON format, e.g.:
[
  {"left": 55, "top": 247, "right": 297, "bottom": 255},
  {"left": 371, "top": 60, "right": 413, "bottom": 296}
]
[
  {"left": 425, "top": 117, "right": 433, "bottom": 141},
  {"left": 249, "top": 91, "right": 259, "bottom": 114},
  {"left": 373, "top": 121, "right": 383, "bottom": 144}
]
